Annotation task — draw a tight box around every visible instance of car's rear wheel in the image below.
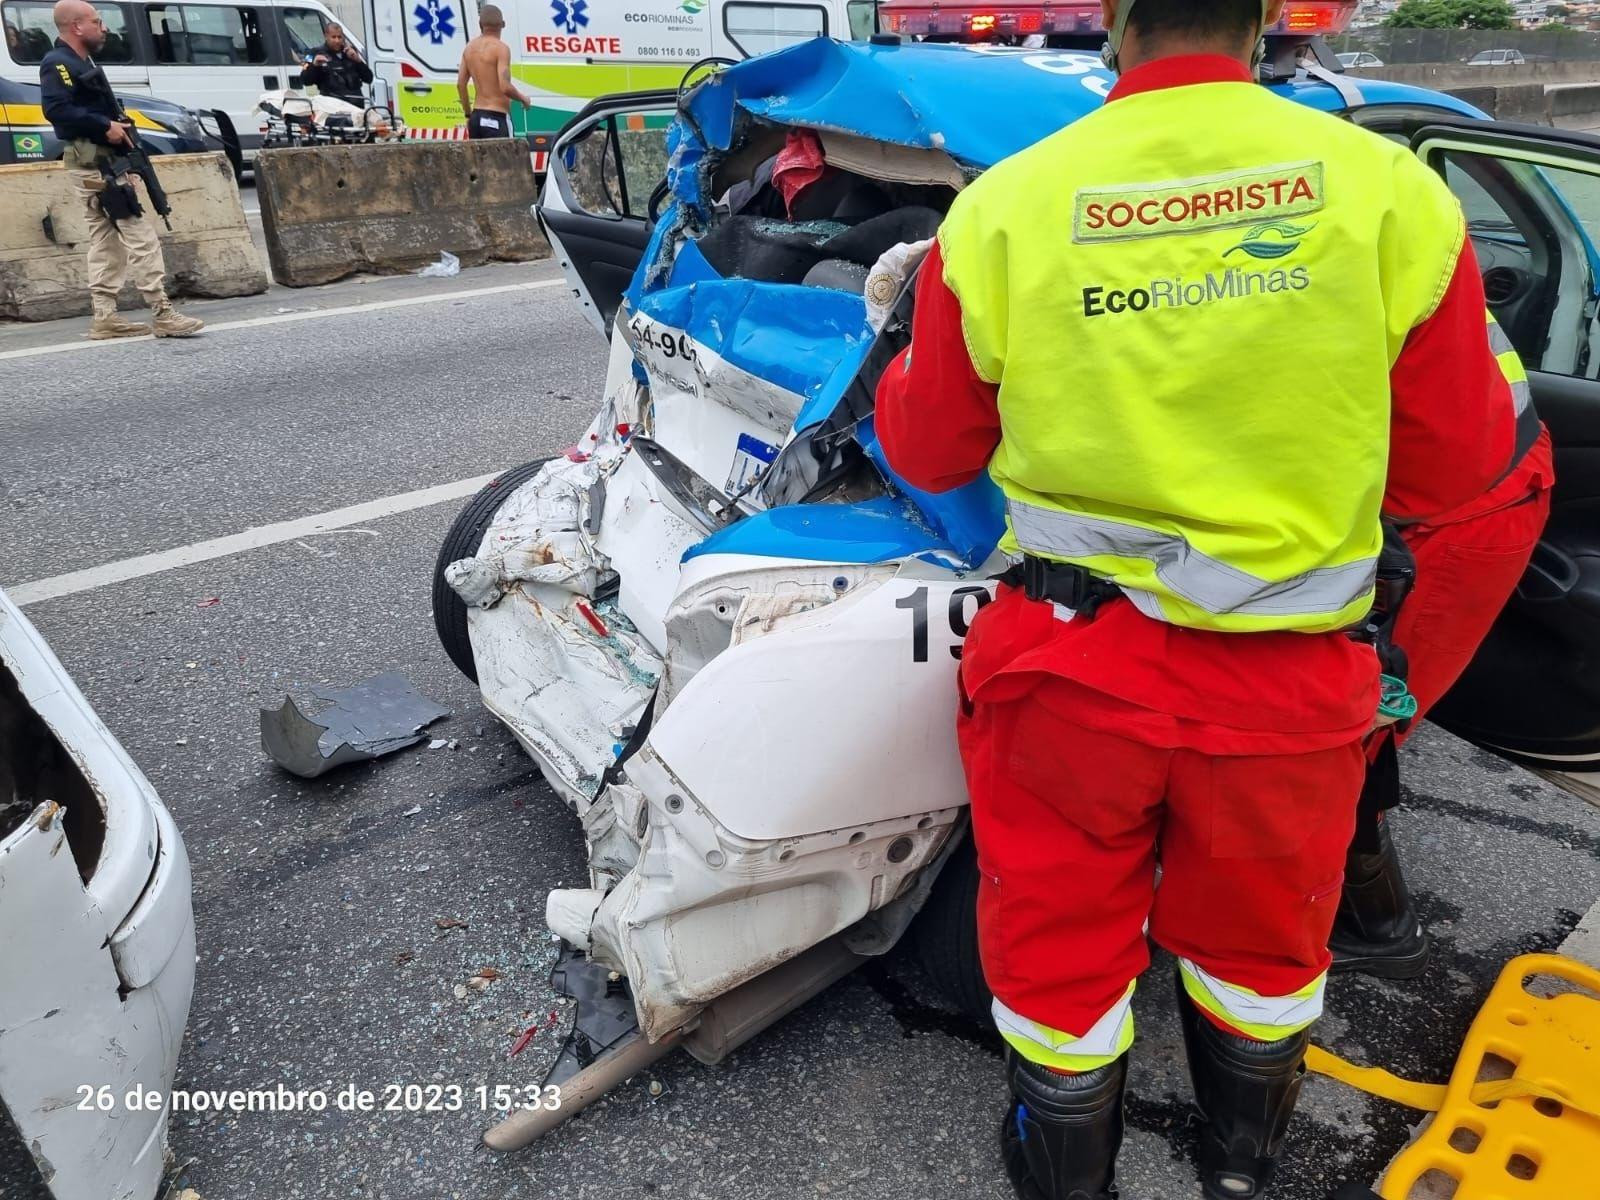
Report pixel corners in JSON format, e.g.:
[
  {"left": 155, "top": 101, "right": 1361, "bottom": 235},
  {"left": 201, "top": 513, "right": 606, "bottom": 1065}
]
[
  {"left": 911, "top": 831, "right": 992, "bottom": 1027},
  {"left": 431, "top": 458, "right": 552, "bottom": 682}
]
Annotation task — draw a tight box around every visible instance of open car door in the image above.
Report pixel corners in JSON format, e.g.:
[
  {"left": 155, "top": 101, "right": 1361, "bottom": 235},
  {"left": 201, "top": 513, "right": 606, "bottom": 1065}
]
[
  {"left": 1408, "top": 120, "right": 1600, "bottom": 778},
  {"left": 538, "top": 91, "right": 679, "bottom": 339}
]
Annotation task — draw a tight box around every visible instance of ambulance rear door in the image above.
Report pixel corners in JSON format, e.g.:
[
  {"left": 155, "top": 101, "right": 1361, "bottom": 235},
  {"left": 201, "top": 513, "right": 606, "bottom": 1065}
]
[
  {"left": 389, "top": 0, "right": 472, "bottom": 133},
  {"left": 709, "top": 0, "right": 856, "bottom": 59},
  {"left": 362, "top": 0, "right": 399, "bottom": 111},
  {"left": 508, "top": 0, "right": 710, "bottom": 146}
]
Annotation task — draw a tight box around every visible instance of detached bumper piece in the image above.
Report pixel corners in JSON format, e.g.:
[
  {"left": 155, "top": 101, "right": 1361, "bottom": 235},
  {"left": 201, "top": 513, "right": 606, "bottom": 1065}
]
[
  {"left": 260, "top": 672, "right": 449, "bottom": 778},
  {"left": 545, "top": 946, "right": 644, "bottom": 1088}
]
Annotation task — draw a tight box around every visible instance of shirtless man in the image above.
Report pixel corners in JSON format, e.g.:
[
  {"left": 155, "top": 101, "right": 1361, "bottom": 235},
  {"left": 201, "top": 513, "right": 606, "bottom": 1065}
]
[{"left": 457, "top": 5, "right": 528, "bottom": 139}]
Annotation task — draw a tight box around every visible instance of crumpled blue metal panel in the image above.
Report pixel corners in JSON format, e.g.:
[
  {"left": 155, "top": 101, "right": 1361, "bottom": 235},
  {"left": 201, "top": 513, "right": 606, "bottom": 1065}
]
[
  {"left": 684, "top": 39, "right": 1115, "bottom": 167},
  {"left": 859, "top": 416, "right": 1005, "bottom": 569},
  {"left": 633, "top": 276, "right": 869, "bottom": 408},
  {"left": 678, "top": 38, "right": 1485, "bottom": 162},
  {"left": 619, "top": 41, "right": 1486, "bottom": 573}
]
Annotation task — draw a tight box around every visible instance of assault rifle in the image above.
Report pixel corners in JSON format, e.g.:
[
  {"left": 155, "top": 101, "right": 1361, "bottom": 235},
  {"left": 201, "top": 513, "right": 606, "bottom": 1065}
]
[{"left": 98, "top": 107, "right": 173, "bottom": 230}]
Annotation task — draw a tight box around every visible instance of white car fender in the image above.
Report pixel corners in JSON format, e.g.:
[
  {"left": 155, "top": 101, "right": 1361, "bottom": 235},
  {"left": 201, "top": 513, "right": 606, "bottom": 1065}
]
[{"left": 0, "top": 590, "right": 195, "bottom": 1200}]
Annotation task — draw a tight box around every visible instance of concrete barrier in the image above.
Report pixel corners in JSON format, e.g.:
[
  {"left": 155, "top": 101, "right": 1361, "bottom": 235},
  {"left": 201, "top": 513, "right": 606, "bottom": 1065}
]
[
  {"left": 1549, "top": 83, "right": 1600, "bottom": 129},
  {"left": 1352, "top": 59, "right": 1600, "bottom": 90},
  {"left": 255, "top": 140, "right": 549, "bottom": 288},
  {"left": 1441, "top": 82, "right": 1551, "bottom": 122},
  {"left": 0, "top": 152, "right": 267, "bottom": 322}
]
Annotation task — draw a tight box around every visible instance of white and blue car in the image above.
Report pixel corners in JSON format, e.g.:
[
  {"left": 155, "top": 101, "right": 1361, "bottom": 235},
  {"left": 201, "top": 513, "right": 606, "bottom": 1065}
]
[{"left": 435, "top": 29, "right": 1600, "bottom": 1069}]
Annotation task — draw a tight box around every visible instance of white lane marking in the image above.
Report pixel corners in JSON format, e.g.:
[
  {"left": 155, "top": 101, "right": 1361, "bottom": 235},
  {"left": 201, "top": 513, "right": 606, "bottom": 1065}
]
[
  {"left": 1560, "top": 894, "right": 1600, "bottom": 969},
  {"left": 8, "top": 472, "right": 502, "bottom": 606},
  {"left": 0, "top": 278, "right": 564, "bottom": 363}
]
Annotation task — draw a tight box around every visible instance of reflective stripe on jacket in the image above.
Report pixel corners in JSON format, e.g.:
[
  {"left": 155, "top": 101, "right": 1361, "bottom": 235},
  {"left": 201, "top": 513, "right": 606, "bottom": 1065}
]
[{"left": 938, "top": 77, "right": 1469, "bottom": 633}]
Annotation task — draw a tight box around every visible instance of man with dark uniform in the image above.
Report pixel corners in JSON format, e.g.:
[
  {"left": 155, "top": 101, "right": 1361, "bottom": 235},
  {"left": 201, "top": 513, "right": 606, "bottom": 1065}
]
[
  {"left": 300, "top": 21, "right": 373, "bottom": 110},
  {"left": 40, "top": 0, "right": 203, "bottom": 339}
]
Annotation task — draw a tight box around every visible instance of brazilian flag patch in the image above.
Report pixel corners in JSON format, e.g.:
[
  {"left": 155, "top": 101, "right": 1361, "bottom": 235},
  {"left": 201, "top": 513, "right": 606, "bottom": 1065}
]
[{"left": 12, "top": 132, "right": 45, "bottom": 159}]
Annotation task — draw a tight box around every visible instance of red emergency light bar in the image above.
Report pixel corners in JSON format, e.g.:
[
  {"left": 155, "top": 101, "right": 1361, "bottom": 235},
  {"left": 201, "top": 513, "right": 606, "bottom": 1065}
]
[{"left": 879, "top": 0, "right": 1356, "bottom": 41}]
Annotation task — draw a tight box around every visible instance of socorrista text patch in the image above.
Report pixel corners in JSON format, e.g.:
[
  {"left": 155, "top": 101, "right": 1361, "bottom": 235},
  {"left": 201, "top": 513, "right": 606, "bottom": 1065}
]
[{"left": 1073, "top": 162, "right": 1326, "bottom": 243}]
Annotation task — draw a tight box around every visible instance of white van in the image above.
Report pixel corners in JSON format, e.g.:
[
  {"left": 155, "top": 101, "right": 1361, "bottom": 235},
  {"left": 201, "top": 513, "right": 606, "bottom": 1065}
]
[
  {"left": 1, "top": 0, "right": 348, "bottom": 158},
  {"left": 362, "top": 0, "right": 877, "bottom": 158}
]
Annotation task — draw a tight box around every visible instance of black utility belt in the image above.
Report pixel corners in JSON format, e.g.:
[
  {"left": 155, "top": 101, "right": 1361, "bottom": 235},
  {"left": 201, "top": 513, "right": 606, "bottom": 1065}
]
[{"left": 997, "top": 555, "right": 1123, "bottom": 619}]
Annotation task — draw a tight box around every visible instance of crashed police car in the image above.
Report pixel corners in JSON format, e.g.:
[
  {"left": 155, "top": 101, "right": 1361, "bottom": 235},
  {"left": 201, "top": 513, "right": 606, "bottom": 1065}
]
[{"left": 431, "top": 0, "right": 1600, "bottom": 1141}]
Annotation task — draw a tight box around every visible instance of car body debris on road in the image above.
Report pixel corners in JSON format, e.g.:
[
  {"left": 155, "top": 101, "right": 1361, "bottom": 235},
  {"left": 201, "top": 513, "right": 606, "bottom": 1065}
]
[{"left": 260, "top": 671, "right": 449, "bottom": 778}]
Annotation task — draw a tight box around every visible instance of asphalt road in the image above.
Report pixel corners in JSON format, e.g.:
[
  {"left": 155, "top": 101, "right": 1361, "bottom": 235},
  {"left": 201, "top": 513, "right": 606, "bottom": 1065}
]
[{"left": 4, "top": 261, "right": 1600, "bottom": 1200}]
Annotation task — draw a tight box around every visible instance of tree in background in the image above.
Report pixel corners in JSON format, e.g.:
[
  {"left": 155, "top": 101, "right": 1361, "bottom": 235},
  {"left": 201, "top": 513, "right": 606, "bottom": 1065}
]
[{"left": 1383, "top": 0, "right": 1515, "bottom": 27}]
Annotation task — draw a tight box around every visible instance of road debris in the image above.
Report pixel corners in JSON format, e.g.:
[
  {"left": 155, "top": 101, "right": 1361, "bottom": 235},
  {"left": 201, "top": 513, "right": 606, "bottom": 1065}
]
[
  {"left": 544, "top": 946, "right": 637, "bottom": 1085},
  {"left": 434, "top": 917, "right": 468, "bottom": 932},
  {"left": 417, "top": 250, "right": 460, "bottom": 278},
  {"left": 196, "top": 597, "right": 221, "bottom": 608},
  {"left": 402, "top": 804, "right": 422, "bottom": 817},
  {"left": 465, "top": 966, "right": 502, "bottom": 991},
  {"left": 259, "top": 672, "right": 449, "bottom": 778}
]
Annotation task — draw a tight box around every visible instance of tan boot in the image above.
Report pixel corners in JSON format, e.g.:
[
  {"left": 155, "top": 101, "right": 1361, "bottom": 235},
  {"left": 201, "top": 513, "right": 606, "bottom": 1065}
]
[
  {"left": 88, "top": 311, "right": 151, "bottom": 340},
  {"left": 152, "top": 304, "right": 204, "bottom": 338}
]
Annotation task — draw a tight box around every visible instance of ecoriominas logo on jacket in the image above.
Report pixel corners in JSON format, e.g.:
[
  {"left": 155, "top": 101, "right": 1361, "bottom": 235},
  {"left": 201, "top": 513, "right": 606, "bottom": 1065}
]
[{"left": 1080, "top": 218, "right": 1316, "bottom": 318}]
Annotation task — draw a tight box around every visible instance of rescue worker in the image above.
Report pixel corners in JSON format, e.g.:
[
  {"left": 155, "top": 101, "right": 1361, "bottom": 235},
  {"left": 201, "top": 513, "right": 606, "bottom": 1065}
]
[
  {"left": 874, "top": 1, "right": 1524, "bottom": 1195},
  {"left": 1332, "top": 411, "right": 1551, "bottom": 978},
  {"left": 40, "top": 0, "right": 202, "bottom": 339}
]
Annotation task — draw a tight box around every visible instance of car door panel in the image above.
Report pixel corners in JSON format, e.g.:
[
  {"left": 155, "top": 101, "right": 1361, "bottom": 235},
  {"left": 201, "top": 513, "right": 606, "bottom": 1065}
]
[
  {"left": 1408, "top": 120, "right": 1600, "bottom": 765},
  {"left": 539, "top": 90, "right": 678, "bottom": 338}
]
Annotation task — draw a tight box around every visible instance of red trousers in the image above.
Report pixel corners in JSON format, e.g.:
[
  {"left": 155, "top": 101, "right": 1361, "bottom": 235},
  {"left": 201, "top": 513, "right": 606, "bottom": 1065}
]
[
  {"left": 1393, "top": 428, "right": 1554, "bottom": 733},
  {"left": 959, "top": 673, "right": 1363, "bottom": 1042}
]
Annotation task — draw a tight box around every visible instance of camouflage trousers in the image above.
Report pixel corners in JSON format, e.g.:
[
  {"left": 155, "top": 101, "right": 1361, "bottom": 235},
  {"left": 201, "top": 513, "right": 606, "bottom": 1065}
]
[{"left": 73, "top": 169, "right": 169, "bottom": 318}]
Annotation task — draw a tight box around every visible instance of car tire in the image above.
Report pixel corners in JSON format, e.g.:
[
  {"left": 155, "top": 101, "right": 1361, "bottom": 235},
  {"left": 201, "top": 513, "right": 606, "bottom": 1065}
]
[
  {"left": 912, "top": 831, "right": 993, "bottom": 1027},
  {"left": 431, "top": 458, "right": 553, "bottom": 683}
]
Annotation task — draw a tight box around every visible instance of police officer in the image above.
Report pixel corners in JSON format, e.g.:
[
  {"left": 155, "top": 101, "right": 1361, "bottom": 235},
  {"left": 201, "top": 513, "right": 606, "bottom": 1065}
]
[
  {"left": 876, "top": 1, "right": 1522, "bottom": 1197},
  {"left": 40, "top": 0, "right": 202, "bottom": 340},
  {"left": 300, "top": 22, "right": 373, "bottom": 110}
]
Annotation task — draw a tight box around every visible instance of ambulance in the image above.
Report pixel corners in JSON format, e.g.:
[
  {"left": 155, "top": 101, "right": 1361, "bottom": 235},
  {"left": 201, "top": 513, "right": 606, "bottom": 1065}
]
[{"left": 361, "top": 0, "right": 878, "bottom": 162}]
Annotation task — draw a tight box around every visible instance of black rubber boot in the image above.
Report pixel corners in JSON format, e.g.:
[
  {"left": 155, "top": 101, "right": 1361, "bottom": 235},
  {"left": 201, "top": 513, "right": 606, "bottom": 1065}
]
[
  {"left": 999, "top": 1051, "right": 1126, "bottom": 1200},
  {"left": 1328, "top": 817, "right": 1430, "bottom": 979},
  {"left": 1176, "top": 980, "right": 1308, "bottom": 1200}
]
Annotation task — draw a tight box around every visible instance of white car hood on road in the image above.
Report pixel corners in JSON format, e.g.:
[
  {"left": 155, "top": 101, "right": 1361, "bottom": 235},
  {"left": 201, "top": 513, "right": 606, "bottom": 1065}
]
[{"left": 0, "top": 588, "right": 195, "bottom": 1200}]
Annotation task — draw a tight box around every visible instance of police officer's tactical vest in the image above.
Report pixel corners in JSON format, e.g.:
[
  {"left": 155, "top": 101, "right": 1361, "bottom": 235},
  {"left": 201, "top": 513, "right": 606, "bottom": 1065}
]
[{"left": 939, "top": 79, "right": 1467, "bottom": 634}]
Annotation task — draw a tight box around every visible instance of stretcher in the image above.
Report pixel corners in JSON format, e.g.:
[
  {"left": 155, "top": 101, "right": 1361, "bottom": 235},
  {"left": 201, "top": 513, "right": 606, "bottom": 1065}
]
[{"left": 1320, "top": 953, "right": 1599, "bottom": 1200}]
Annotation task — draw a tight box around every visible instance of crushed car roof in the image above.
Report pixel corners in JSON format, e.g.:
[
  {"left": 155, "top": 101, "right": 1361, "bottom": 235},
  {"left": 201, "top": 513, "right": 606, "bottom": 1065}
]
[{"left": 679, "top": 38, "right": 1484, "bottom": 169}]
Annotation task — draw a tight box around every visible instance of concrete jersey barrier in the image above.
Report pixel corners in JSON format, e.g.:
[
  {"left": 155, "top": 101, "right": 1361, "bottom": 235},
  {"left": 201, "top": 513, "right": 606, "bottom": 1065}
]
[
  {"left": 1352, "top": 59, "right": 1600, "bottom": 90},
  {"left": 0, "top": 152, "right": 267, "bottom": 322},
  {"left": 255, "top": 140, "right": 550, "bottom": 288},
  {"left": 1548, "top": 84, "right": 1600, "bottom": 129},
  {"left": 1421, "top": 81, "right": 1600, "bottom": 129},
  {"left": 1441, "top": 83, "right": 1552, "bottom": 124}
]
